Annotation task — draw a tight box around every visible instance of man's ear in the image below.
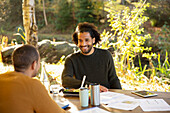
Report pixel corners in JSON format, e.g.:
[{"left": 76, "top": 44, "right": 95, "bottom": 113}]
[
  {"left": 31, "top": 61, "right": 37, "bottom": 70},
  {"left": 92, "top": 38, "right": 95, "bottom": 44}
]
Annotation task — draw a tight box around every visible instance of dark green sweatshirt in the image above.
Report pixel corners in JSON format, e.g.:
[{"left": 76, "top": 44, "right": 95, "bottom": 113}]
[{"left": 62, "top": 48, "right": 122, "bottom": 89}]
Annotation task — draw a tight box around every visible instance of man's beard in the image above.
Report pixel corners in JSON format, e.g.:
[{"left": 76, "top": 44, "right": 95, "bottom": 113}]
[{"left": 80, "top": 45, "right": 93, "bottom": 55}]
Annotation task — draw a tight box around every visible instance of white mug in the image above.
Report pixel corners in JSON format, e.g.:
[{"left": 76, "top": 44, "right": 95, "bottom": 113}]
[{"left": 79, "top": 87, "right": 89, "bottom": 107}]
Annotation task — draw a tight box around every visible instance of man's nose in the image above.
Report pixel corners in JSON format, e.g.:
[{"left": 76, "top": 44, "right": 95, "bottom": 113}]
[{"left": 81, "top": 40, "right": 86, "bottom": 46}]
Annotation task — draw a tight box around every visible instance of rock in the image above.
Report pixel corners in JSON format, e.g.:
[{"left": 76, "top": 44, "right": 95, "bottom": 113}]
[
  {"left": 1, "top": 45, "right": 22, "bottom": 64},
  {"left": 1, "top": 40, "right": 78, "bottom": 64}
]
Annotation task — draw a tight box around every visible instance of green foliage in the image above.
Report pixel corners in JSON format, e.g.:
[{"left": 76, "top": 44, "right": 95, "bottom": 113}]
[
  {"left": 0, "top": 0, "right": 10, "bottom": 22},
  {"left": 150, "top": 19, "right": 157, "bottom": 27},
  {"left": 75, "top": 0, "right": 97, "bottom": 23},
  {"left": 146, "top": 23, "right": 170, "bottom": 64},
  {"left": 0, "top": 0, "right": 106, "bottom": 33},
  {"left": 8, "top": 0, "right": 22, "bottom": 26},
  {"left": 13, "top": 26, "right": 26, "bottom": 44},
  {"left": 55, "top": 0, "right": 73, "bottom": 31},
  {"left": 0, "top": 0, "right": 22, "bottom": 31},
  {"left": 101, "top": 1, "right": 151, "bottom": 71},
  {"left": 156, "top": 52, "right": 170, "bottom": 78},
  {"left": 157, "top": 23, "right": 170, "bottom": 54}
]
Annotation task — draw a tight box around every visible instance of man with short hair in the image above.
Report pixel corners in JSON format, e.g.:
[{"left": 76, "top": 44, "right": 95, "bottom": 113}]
[
  {"left": 62, "top": 22, "right": 122, "bottom": 92},
  {"left": 0, "top": 45, "right": 65, "bottom": 113}
]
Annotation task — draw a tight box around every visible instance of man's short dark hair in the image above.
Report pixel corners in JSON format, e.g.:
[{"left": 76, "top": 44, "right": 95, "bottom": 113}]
[
  {"left": 12, "top": 44, "right": 39, "bottom": 72},
  {"left": 72, "top": 22, "right": 101, "bottom": 45}
]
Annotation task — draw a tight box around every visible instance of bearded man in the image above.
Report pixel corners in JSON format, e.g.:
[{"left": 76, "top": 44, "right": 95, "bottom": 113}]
[{"left": 62, "top": 22, "right": 122, "bottom": 92}]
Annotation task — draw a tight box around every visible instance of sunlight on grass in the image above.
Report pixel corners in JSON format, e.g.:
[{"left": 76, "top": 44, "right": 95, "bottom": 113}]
[{"left": 0, "top": 63, "right": 14, "bottom": 74}]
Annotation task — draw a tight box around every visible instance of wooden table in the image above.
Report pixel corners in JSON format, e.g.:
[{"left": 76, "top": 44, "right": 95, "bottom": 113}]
[{"left": 63, "top": 89, "right": 170, "bottom": 113}]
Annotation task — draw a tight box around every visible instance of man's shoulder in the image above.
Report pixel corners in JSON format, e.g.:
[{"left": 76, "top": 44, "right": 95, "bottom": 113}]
[
  {"left": 0, "top": 71, "right": 28, "bottom": 79},
  {"left": 0, "top": 71, "right": 43, "bottom": 89},
  {"left": 30, "top": 78, "right": 44, "bottom": 87},
  {"left": 96, "top": 48, "right": 108, "bottom": 52},
  {"left": 66, "top": 51, "right": 81, "bottom": 59},
  {"left": 0, "top": 71, "right": 40, "bottom": 82},
  {"left": 0, "top": 71, "right": 14, "bottom": 75},
  {"left": 96, "top": 48, "right": 111, "bottom": 56}
]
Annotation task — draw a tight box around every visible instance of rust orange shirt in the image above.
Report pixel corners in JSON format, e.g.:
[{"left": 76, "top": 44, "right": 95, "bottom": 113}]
[{"left": 0, "top": 71, "right": 65, "bottom": 113}]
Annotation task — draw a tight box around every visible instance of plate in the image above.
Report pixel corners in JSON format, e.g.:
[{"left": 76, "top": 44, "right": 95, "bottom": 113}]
[{"left": 60, "top": 88, "right": 79, "bottom": 97}]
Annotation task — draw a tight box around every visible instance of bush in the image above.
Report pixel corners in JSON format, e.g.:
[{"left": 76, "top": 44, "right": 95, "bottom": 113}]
[
  {"left": 100, "top": 1, "right": 170, "bottom": 90},
  {"left": 101, "top": 1, "right": 152, "bottom": 71}
]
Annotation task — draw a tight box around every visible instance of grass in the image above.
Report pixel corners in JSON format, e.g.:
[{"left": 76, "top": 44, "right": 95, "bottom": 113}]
[
  {"left": 38, "top": 33, "right": 72, "bottom": 42},
  {"left": 0, "top": 31, "right": 73, "bottom": 45}
]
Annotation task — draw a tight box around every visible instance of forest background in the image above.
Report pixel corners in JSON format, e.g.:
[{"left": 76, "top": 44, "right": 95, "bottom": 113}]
[{"left": 0, "top": 0, "right": 170, "bottom": 91}]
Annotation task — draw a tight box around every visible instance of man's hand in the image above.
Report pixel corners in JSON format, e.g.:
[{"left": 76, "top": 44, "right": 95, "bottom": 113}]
[{"left": 100, "top": 85, "right": 108, "bottom": 92}]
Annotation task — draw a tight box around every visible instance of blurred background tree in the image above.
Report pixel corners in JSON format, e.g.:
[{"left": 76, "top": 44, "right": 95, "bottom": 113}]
[
  {"left": 0, "top": 0, "right": 22, "bottom": 31},
  {"left": 74, "top": 0, "right": 96, "bottom": 23},
  {"left": 22, "top": 0, "right": 38, "bottom": 47},
  {"left": 146, "top": 0, "right": 170, "bottom": 27},
  {"left": 55, "top": 0, "right": 73, "bottom": 31}
]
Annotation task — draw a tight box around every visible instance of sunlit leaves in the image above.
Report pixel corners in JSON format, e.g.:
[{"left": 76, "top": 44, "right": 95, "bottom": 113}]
[
  {"left": 100, "top": 1, "right": 169, "bottom": 91},
  {"left": 101, "top": 2, "right": 152, "bottom": 71}
]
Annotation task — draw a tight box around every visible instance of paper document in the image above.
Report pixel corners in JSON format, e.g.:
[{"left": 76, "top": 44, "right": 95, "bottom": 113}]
[
  {"left": 106, "top": 99, "right": 139, "bottom": 110},
  {"left": 100, "top": 91, "right": 135, "bottom": 104},
  {"left": 139, "top": 99, "right": 170, "bottom": 111},
  {"left": 75, "top": 107, "right": 111, "bottom": 113},
  {"left": 100, "top": 91, "right": 138, "bottom": 110},
  {"left": 100, "top": 91, "right": 124, "bottom": 98}
]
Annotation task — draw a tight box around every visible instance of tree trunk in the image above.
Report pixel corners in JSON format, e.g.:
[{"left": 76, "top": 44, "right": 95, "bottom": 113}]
[
  {"left": 22, "top": 0, "right": 38, "bottom": 47},
  {"left": 42, "top": 0, "right": 48, "bottom": 26}
]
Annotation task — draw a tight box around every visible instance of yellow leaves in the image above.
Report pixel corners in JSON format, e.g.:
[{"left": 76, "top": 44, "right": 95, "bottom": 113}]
[
  {"left": 1, "top": 36, "right": 8, "bottom": 48},
  {"left": 13, "top": 27, "right": 26, "bottom": 43},
  {"left": 145, "top": 3, "right": 150, "bottom": 9},
  {"left": 44, "top": 64, "right": 64, "bottom": 85},
  {"left": 142, "top": 52, "right": 157, "bottom": 60},
  {"left": 101, "top": 3, "right": 152, "bottom": 71},
  {"left": 117, "top": 31, "right": 122, "bottom": 36},
  {"left": 0, "top": 46, "right": 2, "bottom": 63},
  {"left": 56, "top": 55, "right": 65, "bottom": 65},
  {"left": 0, "top": 64, "right": 14, "bottom": 74},
  {"left": 13, "top": 33, "right": 26, "bottom": 42},
  {"left": 0, "top": 36, "right": 9, "bottom": 63},
  {"left": 100, "top": 30, "right": 113, "bottom": 49},
  {"left": 133, "top": 47, "right": 141, "bottom": 53}
]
